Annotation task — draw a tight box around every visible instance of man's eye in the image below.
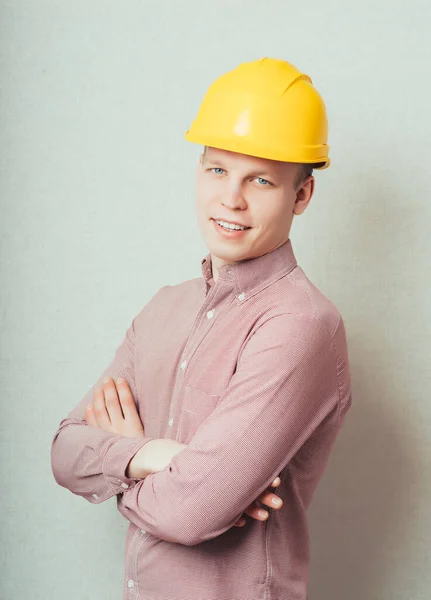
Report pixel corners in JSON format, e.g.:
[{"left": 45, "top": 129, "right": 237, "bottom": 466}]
[
  {"left": 211, "top": 167, "right": 225, "bottom": 175},
  {"left": 255, "top": 177, "right": 272, "bottom": 186}
]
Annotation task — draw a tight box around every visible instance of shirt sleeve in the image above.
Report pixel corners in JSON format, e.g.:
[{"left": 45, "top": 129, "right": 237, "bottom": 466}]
[
  {"left": 50, "top": 314, "right": 156, "bottom": 503},
  {"left": 115, "top": 313, "right": 347, "bottom": 546}
]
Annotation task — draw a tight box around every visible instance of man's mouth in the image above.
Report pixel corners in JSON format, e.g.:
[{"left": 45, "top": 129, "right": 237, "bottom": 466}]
[
  {"left": 211, "top": 218, "right": 252, "bottom": 237},
  {"left": 211, "top": 218, "right": 251, "bottom": 231}
]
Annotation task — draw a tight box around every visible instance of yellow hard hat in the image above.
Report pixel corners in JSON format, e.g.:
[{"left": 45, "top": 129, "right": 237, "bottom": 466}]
[{"left": 184, "top": 57, "right": 330, "bottom": 169}]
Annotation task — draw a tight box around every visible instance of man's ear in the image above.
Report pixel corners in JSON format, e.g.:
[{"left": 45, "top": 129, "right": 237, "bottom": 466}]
[{"left": 293, "top": 177, "right": 315, "bottom": 215}]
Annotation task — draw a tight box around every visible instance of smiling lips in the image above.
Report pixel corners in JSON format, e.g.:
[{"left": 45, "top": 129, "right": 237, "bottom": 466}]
[
  {"left": 212, "top": 218, "right": 251, "bottom": 237},
  {"left": 212, "top": 217, "right": 251, "bottom": 229}
]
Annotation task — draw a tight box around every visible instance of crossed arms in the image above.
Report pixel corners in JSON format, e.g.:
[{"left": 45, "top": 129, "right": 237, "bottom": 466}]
[
  {"left": 84, "top": 375, "right": 283, "bottom": 527},
  {"left": 51, "top": 312, "right": 340, "bottom": 545}
]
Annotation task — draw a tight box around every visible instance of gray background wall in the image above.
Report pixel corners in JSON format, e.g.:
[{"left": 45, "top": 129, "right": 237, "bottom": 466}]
[{"left": 1, "top": 1, "right": 430, "bottom": 599}]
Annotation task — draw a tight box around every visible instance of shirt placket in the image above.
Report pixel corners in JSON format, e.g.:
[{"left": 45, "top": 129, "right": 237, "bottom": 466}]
[{"left": 167, "top": 279, "right": 234, "bottom": 439}]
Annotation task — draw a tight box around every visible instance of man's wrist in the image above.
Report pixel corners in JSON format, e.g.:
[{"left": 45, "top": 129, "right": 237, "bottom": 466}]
[
  {"left": 125, "top": 440, "right": 156, "bottom": 479},
  {"left": 126, "top": 439, "right": 187, "bottom": 479}
]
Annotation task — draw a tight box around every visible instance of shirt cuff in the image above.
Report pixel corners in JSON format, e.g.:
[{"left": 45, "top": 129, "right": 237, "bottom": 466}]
[{"left": 102, "top": 435, "right": 155, "bottom": 494}]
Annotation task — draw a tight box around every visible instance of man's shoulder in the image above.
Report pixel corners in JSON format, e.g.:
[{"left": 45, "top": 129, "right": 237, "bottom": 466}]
[
  {"left": 157, "top": 276, "right": 205, "bottom": 300},
  {"left": 133, "top": 277, "right": 204, "bottom": 325},
  {"left": 275, "top": 265, "right": 343, "bottom": 340}
]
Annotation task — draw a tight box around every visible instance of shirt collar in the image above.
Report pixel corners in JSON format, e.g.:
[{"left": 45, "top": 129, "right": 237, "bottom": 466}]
[{"left": 200, "top": 238, "right": 298, "bottom": 299}]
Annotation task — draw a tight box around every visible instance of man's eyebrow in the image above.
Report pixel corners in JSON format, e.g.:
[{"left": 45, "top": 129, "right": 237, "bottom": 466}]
[
  {"left": 248, "top": 170, "right": 277, "bottom": 178},
  {"left": 204, "top": 158, "right": 226, "bottom": 167},
  {"left": 205, "top": 159, "right": 278, "bottom": 179},
  {"left": 243, "top": 169, "right": 280, "bottom": 181}
]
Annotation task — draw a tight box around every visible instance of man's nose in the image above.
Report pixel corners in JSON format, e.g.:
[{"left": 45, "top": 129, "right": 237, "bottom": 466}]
[{"left": 223, "top": 180, "right": 246, "bottom": 209}]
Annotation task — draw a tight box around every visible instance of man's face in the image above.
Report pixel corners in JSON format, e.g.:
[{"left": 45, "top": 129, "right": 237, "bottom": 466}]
[{"left": 195, "top": 146, "right": 314, "bottom": 277}]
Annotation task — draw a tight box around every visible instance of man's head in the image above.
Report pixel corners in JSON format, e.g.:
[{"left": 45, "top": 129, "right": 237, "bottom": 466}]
[
  {"left": 185, "top": 57, "right": 330, "bottom": 279},
  {"left": 195, "top": 146, "right": 324, "bottom": 279}
]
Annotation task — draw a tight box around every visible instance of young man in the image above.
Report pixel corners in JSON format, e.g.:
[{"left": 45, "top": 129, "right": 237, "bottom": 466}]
[{"left": 51, "top": 57, "right": 352, "bottom": 600}]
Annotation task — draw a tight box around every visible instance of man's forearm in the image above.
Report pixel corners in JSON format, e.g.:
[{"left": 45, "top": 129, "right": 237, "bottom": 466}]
[{"left": 126, "top": 438, "right": 187, "bottom": 479}]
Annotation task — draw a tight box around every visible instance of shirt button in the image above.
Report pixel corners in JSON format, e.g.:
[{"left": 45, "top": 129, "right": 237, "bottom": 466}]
[
  {"left": 168, "top": 417, "right": 174, "bottom": 426},
  {"left": 206, "top": 309, "right": 214, "bottom": 319},
  {"left": 121, "top": 482, "right": 129, "bottom": 489},
  {"left": 127, "top": 579, "right": 134, "bottom": 588},
  {"left": 141, "top": 529, "right": 147, "bottom": 534},
  {"left": 180, "top": 360, "right": 187, "bottom": 370},
  {"left": 238, "top": 292, "right": 245, "bottom": 301},
  {"left": 92, "top": 493, "right": 99, "bottom": 499}
]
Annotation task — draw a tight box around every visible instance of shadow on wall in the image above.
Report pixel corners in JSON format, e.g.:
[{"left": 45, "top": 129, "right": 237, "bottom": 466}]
[{"left": 307, "top": 169, "right": 419, "bottom": 599}]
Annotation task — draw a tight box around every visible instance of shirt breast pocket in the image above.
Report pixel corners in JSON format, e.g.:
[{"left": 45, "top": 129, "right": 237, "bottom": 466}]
[{"left": 177, "top": 384, "right": 220, "bottom": 444}]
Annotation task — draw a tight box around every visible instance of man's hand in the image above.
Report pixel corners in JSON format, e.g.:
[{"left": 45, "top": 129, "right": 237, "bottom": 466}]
[
  {"left": 233, "top": 476, "right": 283, "bottom": 527},
  {"left": 85, "top": 376, "right": 145, "bottom": 438},
  {"left": 85, "top": 377, "right": 284, "bottom": 525}
]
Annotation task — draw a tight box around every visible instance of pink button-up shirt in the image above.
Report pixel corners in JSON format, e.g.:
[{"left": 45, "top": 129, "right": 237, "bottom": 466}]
[{"left": 51, "top": 238, "right": 352, "bottom": 600}]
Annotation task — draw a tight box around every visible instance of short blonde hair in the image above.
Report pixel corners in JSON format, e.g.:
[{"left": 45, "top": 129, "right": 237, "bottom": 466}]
[{"left": 293, "top": 162, "right": 326, "bottom": 188}]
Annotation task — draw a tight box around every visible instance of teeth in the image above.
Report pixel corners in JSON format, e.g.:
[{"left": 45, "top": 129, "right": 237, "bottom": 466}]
[{"left": 216, "top": 220, "right": 247, "bottom": 231}]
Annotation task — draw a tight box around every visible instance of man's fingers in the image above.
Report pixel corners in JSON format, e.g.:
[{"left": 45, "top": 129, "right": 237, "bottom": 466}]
[
  {"left": 240, "top": 479, "right": 283, "bottom": 524},
  {"left": 116, "top": 377, "right": 145, "bottom": 437},
  {"left": 257, "top": 488, "right": 283, "bottom": 510},
  {"left": 256, "top": 477, "right": 283, "bottom": 510},
  {"left": 243, "top": 503, "right": 269, "bottom": 521},
  {"left": 102, "top": 377, "right": 124, "bottom": 427},
  {"left": 93, "top": 383, "right": 112, "bottom": 431},
  {"left": 90, "top": 376, "right": 145, "bottom": 437},
  {"left": 85, "top": 404, "right": 99, "bottom": 428},
  {"left": 116, "top": 378, "right": 144, "bottom": 426}
]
